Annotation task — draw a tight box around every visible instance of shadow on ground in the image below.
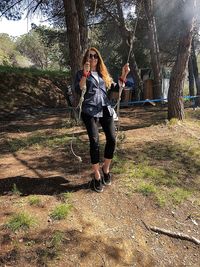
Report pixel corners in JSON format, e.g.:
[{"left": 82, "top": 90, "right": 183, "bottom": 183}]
[
  {"left": 0, "top": 176, "right": 90, "bottom": 196},
  {"left": 0, "top": 226, "right": 154, "bottom": 267}
]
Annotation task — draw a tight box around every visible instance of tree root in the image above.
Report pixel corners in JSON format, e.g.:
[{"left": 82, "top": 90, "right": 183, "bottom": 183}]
[{"left": 142, "top": 220, "right": 200, "bottom": 245}]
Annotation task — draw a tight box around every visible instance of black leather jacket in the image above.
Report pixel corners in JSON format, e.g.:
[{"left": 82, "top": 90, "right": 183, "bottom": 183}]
[{"left": 74, "top": 70, "right": 119, "bottom": 117}]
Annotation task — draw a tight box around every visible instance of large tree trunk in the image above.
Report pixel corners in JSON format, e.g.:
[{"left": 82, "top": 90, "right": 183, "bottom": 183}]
[
  {"left": 63, "top": 0, "right": 87, "bottom": 108},
  {"left": 168, "top": 0, "right": 196, "bottom": 120},
  {"left": 191, "top": 38, "right": 200, "bottom": 106},
  {"left": 144, "top": 0, "right": 162, "bottom": 99},
  {"left": 63, "top": 0, "right": 82, "bottom": 84},
  {"left": 188, "top": 55, "right": 195, "bottom": 97},
  {"left": 75, "top": 0, "right": 88, "bottom": 57},
  {"left": 115, "top": 0, "right": 143, "bottom": 100}
]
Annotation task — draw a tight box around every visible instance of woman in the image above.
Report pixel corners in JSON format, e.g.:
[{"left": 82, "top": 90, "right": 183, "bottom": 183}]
[{"left": 74, "top": 47, "right": 130, "bottom": 192}]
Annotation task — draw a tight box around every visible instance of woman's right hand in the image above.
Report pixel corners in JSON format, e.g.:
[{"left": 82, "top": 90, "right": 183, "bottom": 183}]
[
  {"left": 83, "top": 61, "right": 90, "bottom": 75},
  {"left": 79, "top": 61, "right": 90, "bottom": 90}
]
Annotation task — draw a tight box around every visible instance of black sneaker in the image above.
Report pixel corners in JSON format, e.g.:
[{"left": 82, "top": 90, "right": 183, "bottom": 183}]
[
  {"left": 102, "top": 167, "right": 111, "bottom": 185},
  {"left": 92, "top": 178, "right": 103, "bottom": 193}
]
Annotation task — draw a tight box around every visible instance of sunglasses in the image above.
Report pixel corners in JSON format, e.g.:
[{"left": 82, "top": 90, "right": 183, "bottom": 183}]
[{"left": 89, "top": 53, "right": 98, "bottom": 59}]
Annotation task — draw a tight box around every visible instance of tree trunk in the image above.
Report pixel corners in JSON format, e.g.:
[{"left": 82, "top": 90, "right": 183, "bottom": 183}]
[
  {"left": 75, "top": 0, "right": 88, "bottom": 57},
  {"left": 144, "top": 0, "right": 162, "bottom": 99},
  {"left": 63, "top": 0, "right": 83, "bottom": 107},
  {"left": 191, "top": 38, "right": 200, "bottom": 106},
  {"left": 188, "top": 55, "right": 195, "bottom": 97},
  {"left": 115, "top": 0, "right": 143, "bottom": 100},
  {"left": 168, "top": 0, "right": 196, "bottom": 120},
  {"left": 63, "top": 0, "right": 82, "bottom": 84}
]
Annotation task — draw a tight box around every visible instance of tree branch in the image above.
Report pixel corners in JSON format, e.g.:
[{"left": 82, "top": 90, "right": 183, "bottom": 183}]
[
  {"left": 142, "top": 221, "right": 200, "bottom": 245},
  {"left": 0, "top": 0, "right": 24, "bottom": 18},
  {"left": 32, "top": 0, "right": 44, "bottom": 14},
  {"left": 98, "top": 1, "right": 120, "bottom": 27}
]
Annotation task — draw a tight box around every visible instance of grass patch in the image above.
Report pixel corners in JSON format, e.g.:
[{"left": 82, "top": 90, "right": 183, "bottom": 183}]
[
  {"left": 0, "top": 65, "right": 69, "bottom": 78},
  {"left": 131, "top": 163, "right": 165, "bottom": 180},
  {"left": 50, "top": 231, "right": 64, "bottom": 249},
  {"left": 57, "top": 192, "right": 72, "bottom": 203},
  {"left": 155, "top": 192, "right": 167, "bottom": 207},
  {"left": 6, "top": 212, "right": 36, "bottom": 231},
  {"left": 185, "top": 108, "right": 200, "bottom": 122},
  {"left": 12, "top": 183, "right": 22, "bottom": 196},
  {"left": 36, "top": 231, "right": 65, "bottom": 265},
  {"left": 112, "top": 153, "right": 128, "bottom": 174},
  {"left": 50, "top": 204, "right": 72, "bottom": 220},
  {"left": 128, "top": 162, "right": 178, "bottom": 188},
  {"left": 28, "top": 196, "right": 42, "bottom": 207},
  {"left": 7, "top": 133, "right": 72, "bottom": 152},
  {"left": 167, "top": 118, "right": 182, "bottom": 126},
  {"left": 136, "top": 182, "right": 156, "bottom": 196},
  {"left": 170, "top": 188, "right": 191, "bottom": 204},
  {"left": 115, "top": 132, "right": 199, "bottom": 207}
]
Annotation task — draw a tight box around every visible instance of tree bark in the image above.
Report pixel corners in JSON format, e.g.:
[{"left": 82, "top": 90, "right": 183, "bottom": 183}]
[
  {"left": 188, "top": 55, "right": 195, "bottom": 97},
  {"left": 63, "top": 0, "right": 82, "bottom": 85},
  {"left": 144, "top": 0, "right": 162, "bottom": 99},
  {"left": 75, "top": 0, "right": 88, "bottom": 57},
  {"left": 191, "top": 38, "right": 200, "bottom": 106},
  {"left": 168, "top": 0, "right": 196, "bottom": 120}
]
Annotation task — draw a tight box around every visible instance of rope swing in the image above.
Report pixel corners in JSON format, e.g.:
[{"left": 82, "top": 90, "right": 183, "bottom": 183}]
[
  {"left": 69, "top": 0, "right": 98, "bottom": 163},
  {"left": 114, "top": 1, "right": 142, "bottom": 147},
  {"left": 69, "top": 0, "right": 141, "bottom": 161}
]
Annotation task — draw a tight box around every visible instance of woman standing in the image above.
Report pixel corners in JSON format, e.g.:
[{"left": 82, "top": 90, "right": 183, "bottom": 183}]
[{"left": 74, "top": 47, "right": 130, "bottom": 192}]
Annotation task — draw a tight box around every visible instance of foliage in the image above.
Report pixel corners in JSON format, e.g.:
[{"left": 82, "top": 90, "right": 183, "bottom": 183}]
[
  {"left": 155, "top": 0, "right": 200, "bottom": 66},
  {"left": 16, "top": 31, "right": 48, "bottom": 69},
  {"left": 33, "top": 25, "right": 69, "bottom": 70},
  {"left": 0, "top": 33, "right": 30, "bottom": 67},
  {"left": 0, "top": 0, "right": 24, "bottom": 20},
  {"left": 16, "top": 26, "right": 69, "bottom": 70},
  {"left": 0, "top": 26, "right": 69, "bottom": 71},
  {"left": 1, "top": 0, "right": 200, "bottom": 71}
]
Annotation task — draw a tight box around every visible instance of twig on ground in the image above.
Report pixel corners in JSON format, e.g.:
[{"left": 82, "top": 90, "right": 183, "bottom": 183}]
[{"left": 141, "top": 220, "right": 200, "bottom": 245}]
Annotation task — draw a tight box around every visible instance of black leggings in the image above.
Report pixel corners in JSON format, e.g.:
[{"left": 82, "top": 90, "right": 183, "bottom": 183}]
[{"left": 81, "top": 108, "right": 116, "bottom": 164}]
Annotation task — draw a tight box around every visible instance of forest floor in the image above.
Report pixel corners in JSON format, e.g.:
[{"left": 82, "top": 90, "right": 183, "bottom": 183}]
[{"left": 0, "top": 105, "right": 200, "bottom": 267}]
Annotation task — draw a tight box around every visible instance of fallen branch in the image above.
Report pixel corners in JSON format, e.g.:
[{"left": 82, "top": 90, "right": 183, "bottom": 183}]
[{"left": 142, "top": 220, "right": 200, "bottom": 245}]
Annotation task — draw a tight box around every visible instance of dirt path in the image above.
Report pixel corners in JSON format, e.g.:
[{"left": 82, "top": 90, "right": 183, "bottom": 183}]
[{"left": 0, "top": 107, "right": 200, "bottom": 267}]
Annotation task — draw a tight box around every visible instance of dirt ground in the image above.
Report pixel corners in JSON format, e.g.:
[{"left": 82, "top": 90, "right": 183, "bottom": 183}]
[{"left": 0, "top": 106, "right": 200, "bottom": 267}]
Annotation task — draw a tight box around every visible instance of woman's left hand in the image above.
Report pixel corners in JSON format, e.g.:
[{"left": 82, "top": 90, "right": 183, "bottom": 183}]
[
  {"left": 119, "top": 63, "right": 130, "bottom": 84},
  {"left": 122, "top": 63, "right": 130, "bottom": 77}
]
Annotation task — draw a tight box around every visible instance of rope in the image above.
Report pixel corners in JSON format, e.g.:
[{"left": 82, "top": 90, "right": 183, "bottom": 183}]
[
  {"left": 115, "top": 0, "right": 142, "bottom": 147},
  {"left": 70, "top": 134, "right": 82, "bottom": 162},
  {"left": 115, "top": 0, "right": 142, "bottom": 114},
  {"left": 70, "top": 0, "right": 98, "bottom": 163},
  {"left": 78, "top": 86, "right": 87, "bottom": 120},
  {"left": 126, "top": 0, "right": 143, "bottom": 63}
]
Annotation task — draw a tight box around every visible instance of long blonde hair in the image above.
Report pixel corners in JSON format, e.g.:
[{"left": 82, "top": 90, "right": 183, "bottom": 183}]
[{"left": 82, "top": 47, "right": 113, "bottom": 88}]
